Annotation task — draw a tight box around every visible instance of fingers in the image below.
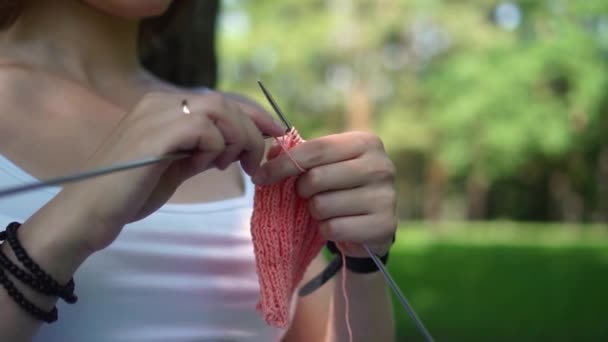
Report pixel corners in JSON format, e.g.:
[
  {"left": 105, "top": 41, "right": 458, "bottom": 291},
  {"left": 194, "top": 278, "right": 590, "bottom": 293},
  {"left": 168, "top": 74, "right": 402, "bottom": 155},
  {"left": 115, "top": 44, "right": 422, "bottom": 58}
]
[
  {"left": 148, "top": 111, "right": 225, "bottom": 179},
  {"left": 318, "top": 213, "right": 397, "bottom": 246},
  {"left": 238, "top": 113, "right": 266, "bottom": 175},
  {"left": 222, "top": 91, "right": 287, "bottom": 137},
  {"left": 189, "top": 92, "right": 281, "bottom": 173},
  {"left": 295, "top": 158, "right": 373, "bottom": 198},
  {"left": 153, "top": 110, "right": 225, "bottom": 155},
  {"left": 244, "top": 108, "right": 288, "bottom": 138},
  {"left": 308, "top": 185, "right": 396, "bottom": 224},
  {"left": 308, "top": 187, "right": 386, "bottom": 220},
  {"left": 253, "top": 134, "right": 365, "bottom": 184},
  {"left": 177, "top": 150, "right": 220, "bottom": 180},
  {"left": 132, "top": 91, "right": 273, "bottom": 176},
  {"left": 202, "top": 98, "right": 250, "bottom": 170}
]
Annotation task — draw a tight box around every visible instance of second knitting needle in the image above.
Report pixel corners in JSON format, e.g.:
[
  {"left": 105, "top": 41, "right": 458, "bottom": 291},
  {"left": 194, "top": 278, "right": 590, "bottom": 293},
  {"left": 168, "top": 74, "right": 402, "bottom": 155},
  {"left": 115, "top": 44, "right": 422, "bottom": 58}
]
[
  {"left": 0, "top": 153, "right": 190, "bottom": 198},
  {"left": 363, "top": 245, "right": 434, "bottom": 342}
]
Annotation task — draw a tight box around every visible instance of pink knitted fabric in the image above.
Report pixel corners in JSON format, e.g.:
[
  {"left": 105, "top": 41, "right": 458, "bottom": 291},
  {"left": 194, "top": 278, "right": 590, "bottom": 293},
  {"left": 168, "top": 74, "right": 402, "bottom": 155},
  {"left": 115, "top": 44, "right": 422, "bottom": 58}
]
[{"left": 250, "top": 129, "right": 326, "bottom": 328}]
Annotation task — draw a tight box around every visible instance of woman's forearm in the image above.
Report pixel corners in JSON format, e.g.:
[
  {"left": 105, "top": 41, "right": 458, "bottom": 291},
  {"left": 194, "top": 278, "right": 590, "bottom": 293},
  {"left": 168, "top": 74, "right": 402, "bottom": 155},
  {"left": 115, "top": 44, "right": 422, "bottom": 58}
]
[
  {"left": 330, "top": 270, "right": 395, "bottom": 342},
  {"left": 0, "top": 190, "right": 98, "bottom": 341}
]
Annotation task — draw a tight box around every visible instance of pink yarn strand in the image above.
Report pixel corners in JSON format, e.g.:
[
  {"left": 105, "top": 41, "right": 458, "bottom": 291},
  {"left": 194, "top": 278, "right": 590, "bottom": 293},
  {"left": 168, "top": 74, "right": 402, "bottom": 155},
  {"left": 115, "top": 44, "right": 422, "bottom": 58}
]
[
  {"left": 339, "top": 246, "right": 353, "bottom": 342},
  {"left": 273, "top": 135, "right": 305, "bottom": 173}
]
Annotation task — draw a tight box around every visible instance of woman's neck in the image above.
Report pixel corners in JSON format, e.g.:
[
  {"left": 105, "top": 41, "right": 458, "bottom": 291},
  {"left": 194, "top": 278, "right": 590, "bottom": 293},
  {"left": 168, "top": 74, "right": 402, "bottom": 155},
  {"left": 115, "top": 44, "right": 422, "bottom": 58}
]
[{"left": 0, "top": 0, "right": 141, "bottom": 84}]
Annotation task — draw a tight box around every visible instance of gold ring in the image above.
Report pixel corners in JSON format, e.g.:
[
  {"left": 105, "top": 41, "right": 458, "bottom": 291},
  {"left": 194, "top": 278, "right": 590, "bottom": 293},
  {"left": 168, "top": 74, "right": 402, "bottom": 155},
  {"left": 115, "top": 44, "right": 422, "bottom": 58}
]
[{"left": 181, "top": 99, "right": 191, "bottom": 114}]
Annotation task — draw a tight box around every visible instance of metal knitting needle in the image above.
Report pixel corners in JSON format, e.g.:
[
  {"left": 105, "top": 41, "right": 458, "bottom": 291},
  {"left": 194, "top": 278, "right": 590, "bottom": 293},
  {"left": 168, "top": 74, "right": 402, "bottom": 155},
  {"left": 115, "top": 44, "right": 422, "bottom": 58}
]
[
  {"left": 258, "top": 81, "right": 434, "bottom": 342},
  {"left": 0, "top": 152, "right": 190, "bottom": 198},
  {"left": 258, "top": 81, "right": 292, "bottom": 131},
  {"left": 0, "top": 100, "right": 196, "bottom": 198},
  {"left": 364, "top": 245, "right": 434, "bottom": 342}
]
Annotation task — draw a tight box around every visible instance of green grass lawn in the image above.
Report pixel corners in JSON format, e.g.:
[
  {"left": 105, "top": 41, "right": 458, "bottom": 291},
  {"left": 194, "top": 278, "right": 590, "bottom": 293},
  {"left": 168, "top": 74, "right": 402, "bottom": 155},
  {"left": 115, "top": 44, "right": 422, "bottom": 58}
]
[{"left": 388, "top": 222, "right": 608, "bottom": 342}]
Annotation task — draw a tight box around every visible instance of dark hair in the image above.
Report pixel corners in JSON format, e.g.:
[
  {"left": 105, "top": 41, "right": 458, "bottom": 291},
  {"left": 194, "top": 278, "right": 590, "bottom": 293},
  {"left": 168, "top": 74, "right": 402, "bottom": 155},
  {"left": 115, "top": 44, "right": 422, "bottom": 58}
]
[
  {"left": 140, "top": 1, "right": 220, "bottom": 88},
  {"left": 0, "top": 1, "right": 26, "bottom": 29},
  {"left": 0, "top": 1, "right": 220, "bottom": 88}
]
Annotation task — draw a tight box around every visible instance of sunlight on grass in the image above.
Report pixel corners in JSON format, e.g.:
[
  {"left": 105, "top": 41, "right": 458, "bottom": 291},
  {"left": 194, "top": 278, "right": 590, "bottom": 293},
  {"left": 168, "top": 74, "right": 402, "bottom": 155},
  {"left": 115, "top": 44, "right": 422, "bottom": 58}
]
[{"left": 396, "top": 221, "right": 608, "bottom": 248}]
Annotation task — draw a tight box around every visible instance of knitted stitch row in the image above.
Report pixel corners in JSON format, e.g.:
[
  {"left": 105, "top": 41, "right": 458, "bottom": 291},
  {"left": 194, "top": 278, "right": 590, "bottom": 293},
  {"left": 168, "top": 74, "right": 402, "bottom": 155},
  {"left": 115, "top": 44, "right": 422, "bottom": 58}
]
[{"left": 250, "top": 129, "right": 326, "bottom": 328}]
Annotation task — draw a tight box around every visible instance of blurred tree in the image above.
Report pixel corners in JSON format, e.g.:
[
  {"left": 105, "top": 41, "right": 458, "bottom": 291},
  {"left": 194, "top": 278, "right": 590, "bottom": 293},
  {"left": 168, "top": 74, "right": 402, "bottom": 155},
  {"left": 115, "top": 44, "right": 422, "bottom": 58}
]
[
  {"left": 217, "top": 0, "right": 608, "bottom": 222},
  {"left": 422, "top": 2, "right": 608, "bottom": 220}
]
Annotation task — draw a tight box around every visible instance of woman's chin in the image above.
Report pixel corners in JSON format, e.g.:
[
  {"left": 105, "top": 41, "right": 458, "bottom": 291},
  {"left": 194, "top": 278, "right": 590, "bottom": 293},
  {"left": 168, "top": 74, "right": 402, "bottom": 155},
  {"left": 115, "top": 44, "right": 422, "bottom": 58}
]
[{"left": 83, "top": 0, "right": 173, "bottom": 19}]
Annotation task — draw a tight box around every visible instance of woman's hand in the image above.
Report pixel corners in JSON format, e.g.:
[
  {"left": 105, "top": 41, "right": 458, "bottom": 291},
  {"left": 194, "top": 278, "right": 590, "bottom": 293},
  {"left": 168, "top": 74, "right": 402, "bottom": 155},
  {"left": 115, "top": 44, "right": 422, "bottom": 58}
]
[
  {"left": 252, "top": 131, "right": 397, "bottom": 257},
  {"left": 60, "top": 91, "right": 285, "bottom": 253}
]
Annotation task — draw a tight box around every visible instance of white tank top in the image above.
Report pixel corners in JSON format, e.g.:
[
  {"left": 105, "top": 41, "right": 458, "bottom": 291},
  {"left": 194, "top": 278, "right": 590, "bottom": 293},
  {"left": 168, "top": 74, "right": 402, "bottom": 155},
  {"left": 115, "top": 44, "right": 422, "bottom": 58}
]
[{"left": 0, "top": 154, "right": 282, "bottom": 342}]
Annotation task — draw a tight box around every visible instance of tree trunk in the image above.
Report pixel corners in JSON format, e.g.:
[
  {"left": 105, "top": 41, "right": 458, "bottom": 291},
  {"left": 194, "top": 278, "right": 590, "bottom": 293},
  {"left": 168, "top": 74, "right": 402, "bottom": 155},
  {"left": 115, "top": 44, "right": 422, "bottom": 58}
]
[
  {"left": 424, "top": 159, "right": 446, "bottom": 221},
  {"left": 466, "top": 170, "right": 488, "bottom": 220},
  {"left": 593, "top": 147, "right": 608, "bottom": 222},
  {"left": 346, "top": 81, "right": 372, "bottom": 131},
  {"left": 549, "top": 171, "right": 584, "bottom": 222}
]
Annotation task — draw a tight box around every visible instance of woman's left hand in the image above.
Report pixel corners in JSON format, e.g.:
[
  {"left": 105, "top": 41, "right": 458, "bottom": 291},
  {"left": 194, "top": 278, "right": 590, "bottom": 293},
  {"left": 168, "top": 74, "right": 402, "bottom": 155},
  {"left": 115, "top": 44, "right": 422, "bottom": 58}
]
[{"left": 252, "top": 131, "right": 397, "bottom": 257}]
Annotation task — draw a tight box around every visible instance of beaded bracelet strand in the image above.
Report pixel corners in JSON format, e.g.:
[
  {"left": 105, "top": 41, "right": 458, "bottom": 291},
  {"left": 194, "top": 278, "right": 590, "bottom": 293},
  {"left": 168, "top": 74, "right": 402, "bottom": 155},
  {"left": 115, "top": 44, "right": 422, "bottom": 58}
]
[{"left": 3, "top": 222, "right": 76, "bottom": 303}]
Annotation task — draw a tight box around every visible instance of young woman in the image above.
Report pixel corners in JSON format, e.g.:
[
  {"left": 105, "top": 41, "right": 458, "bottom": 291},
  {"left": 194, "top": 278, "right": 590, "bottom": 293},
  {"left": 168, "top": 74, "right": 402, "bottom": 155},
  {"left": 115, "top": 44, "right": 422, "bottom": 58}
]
[{"left": 0, "top": 1, "right": 397, "bottom": 341}]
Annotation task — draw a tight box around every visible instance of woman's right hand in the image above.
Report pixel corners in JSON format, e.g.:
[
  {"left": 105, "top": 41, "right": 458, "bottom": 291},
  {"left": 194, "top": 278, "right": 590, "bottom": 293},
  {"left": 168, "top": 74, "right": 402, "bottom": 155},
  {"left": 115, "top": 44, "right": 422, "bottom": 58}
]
[{"left": 57, "top": 91, "right": 284, "bottom": 253}]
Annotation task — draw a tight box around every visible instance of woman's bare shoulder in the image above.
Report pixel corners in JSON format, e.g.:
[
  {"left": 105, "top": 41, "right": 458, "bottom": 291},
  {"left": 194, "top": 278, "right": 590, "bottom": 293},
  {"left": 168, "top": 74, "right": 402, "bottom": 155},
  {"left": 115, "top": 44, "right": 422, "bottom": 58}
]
[
  {"left": 0, "top": 57, "right": 94, "bottom": 149},
  {"left": 0, "top": 62, "right": 40, "bottom": 149},
  {"left": 0, "top": 60, "right": 65, "bottom": 127},
  {"left": 0, "top": 59, "right": 36, "bottom": 92},
  {"left": 0, "top": 61, "right": 36, "bottom": 118}
]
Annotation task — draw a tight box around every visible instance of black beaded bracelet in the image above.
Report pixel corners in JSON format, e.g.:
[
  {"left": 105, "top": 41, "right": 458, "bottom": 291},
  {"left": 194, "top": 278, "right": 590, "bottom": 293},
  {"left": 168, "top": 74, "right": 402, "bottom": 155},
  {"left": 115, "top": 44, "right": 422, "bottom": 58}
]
[
  {"left": 4, "top": 222, "right": 76, "bottom": 303},
  {"left": 0, "top": 248, "right": 76, "bottom": 303},
  {"left": 0, "top": 268, "right": 58, "bottom": 323}
]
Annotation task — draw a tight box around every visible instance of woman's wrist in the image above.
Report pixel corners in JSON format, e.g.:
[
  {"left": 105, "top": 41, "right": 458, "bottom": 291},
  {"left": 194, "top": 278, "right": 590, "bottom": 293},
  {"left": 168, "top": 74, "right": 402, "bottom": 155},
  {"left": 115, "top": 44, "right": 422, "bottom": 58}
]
[
  {"left": 0, "top": 189, "right": 97, "bottom": 323},
  {"left": 16, "top": 190, "right": 103, "bottom": 283}
]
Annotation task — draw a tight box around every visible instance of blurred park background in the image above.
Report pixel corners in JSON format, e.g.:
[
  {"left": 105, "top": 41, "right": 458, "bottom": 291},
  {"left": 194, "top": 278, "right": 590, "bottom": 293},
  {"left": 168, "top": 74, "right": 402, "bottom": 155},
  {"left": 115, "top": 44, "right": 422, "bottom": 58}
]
[
  {"left": 216, "top": 0, "right": 608, "bottom": 224},
  {"left": 215, "top": 2, "right": 608, "bottom": 339},
  {"left": 143, "top": 0, "right": 608, "bottom": 340}
]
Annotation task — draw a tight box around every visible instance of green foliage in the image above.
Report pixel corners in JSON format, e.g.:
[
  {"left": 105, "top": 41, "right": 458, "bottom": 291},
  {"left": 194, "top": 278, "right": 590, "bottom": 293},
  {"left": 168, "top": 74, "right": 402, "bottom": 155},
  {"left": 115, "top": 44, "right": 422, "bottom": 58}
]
[
  {"left": 424, "top": 23, "right": 606, "bottom": 179},
  {"left": 217, "top": 0, "right": 608, "bottom": 220}
]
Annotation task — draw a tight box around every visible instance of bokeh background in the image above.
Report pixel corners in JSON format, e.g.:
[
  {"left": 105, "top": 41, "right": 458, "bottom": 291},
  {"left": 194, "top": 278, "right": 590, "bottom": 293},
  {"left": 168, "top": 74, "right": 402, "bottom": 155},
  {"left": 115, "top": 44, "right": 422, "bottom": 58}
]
[{"left": 144, "top": 1, "right": 608, "bottom": 340}]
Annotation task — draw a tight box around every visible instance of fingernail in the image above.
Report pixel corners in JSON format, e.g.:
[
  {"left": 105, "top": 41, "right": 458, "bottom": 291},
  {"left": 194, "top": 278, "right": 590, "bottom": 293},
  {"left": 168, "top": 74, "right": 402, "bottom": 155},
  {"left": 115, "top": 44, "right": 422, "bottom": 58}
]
[
  {"left": 273, "top": 118, "right": 288, "bottom": 132},
  {"left": 216, "top": 159, "right": 230, "bottom": 171},
  {"left": 273, "top": 117, "right": 283, "bottom": 127}
]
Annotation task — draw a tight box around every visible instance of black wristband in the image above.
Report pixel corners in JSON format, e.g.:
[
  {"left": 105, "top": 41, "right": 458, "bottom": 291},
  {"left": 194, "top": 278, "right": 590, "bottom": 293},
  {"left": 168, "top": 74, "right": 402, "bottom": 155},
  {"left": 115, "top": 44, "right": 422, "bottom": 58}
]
[
  {"left": 3, "top": 222, "right": 77, "bottom": 303},
  {"left": 299, "top": 238, "right": 394, "bottom": 297},
  {"left": 326, "top": 241, "right": 390, "bottom": 274}
]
